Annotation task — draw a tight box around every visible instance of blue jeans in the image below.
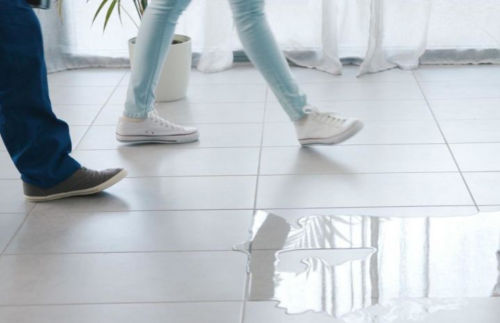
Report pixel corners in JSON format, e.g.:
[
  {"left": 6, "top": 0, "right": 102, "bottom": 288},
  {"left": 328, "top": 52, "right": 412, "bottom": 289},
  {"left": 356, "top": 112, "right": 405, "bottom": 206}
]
[
  {"left": 0, "top": 0, "right": 80, "bottom": 188},
  {"left": 125, "top": 0, "right": 307, "bottom": 121}
]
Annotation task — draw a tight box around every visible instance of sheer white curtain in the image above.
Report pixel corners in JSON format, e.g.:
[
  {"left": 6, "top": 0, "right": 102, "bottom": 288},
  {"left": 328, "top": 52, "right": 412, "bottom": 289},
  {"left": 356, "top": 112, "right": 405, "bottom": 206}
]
[{"left": 39, "top": 0, "right": 500, "bottom": 74}]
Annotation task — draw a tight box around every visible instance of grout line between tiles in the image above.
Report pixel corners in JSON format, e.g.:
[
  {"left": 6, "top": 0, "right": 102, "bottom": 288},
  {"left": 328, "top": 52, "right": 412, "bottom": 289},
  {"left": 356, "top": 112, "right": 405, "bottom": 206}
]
[
  {"left": 24, "top": 205, "right": 479, "bottom": 217},
  {"left": 74, "top": 142, "right": 461, "bottom": 151},
  {"left": 1, "top": 170, "right": 488, "bottom": 181},
  {"left": 73, "top": 72, "right": 129, "bottom": 151},
  {"left": 0, "top": 299, "right": 244, "bottom": 308},
  {"left": 0, "top": 171, "right": 478, "bottom": 180},
  {"left": 412, "top": 71, "right": 480, "bottom": 212},
  {"left": 240, "top": 86, "right": 270, "bottom": 323},
  {"left": 2, "top": 249, "right": 248, "bottom": 257},
  {"left": 0, "top": 208, "right": 35, "bottom": 256},
  {"left": 2, "top": 246, "right": 418, "bottom": 257},
  {"left": 28, "top": 204, "right": 478, "bottom": 215},
  {"left": 0, "top": 212, "right": 27, "bottom": 215},
  {"left": 87, "top": 117, "right": 500, "bottom": 127}
]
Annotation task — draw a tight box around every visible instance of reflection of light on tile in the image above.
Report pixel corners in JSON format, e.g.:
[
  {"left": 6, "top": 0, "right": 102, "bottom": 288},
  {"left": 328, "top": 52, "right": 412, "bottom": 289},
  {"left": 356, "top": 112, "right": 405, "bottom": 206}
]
[
  {"left": 275, "top": 249, "right": 375, "bottom": 317},
  {"left": 235, "top": 211, "right": 500, "bottom": 320},
  {"left": 495, "top": 251, "right": 500, "bottom": 297}
]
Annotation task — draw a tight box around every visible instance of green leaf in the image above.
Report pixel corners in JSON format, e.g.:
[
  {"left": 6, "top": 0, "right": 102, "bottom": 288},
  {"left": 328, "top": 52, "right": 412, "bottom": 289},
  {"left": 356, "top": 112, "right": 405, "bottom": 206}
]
[
  {"left": 103, "top": 0, "right": 118, "bottom": 31},
  {"left": 117, "top": 0, "right": 122, "bottom": 24},
  {"left": 141, "top": 0, "right": 148, "bottom": 16},
  {"left": 92, "top": 0, "right": 109, "bottom": 24}
]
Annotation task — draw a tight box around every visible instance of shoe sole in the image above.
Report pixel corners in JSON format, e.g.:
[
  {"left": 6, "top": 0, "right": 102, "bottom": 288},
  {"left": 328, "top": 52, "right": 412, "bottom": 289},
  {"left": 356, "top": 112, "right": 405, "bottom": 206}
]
[
  {"left": 24, "top": 169, "right": 128, "bottom": 202},
  {"left": 299, "top": 121, "right": 364, "bottom": 146},
  {"left": 116, "top": 132, "right": 199, "bottom": 144}
]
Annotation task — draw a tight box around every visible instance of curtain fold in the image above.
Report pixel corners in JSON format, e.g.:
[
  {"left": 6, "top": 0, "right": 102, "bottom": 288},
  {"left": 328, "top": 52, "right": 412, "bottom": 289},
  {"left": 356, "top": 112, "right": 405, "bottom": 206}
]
[
  {"left": 197, "top": 0, "right": 234, "bottom": 72},
  {"left": 359, "top": 0, "right": 432, "bottom": 75},
  {"left": 36, "top": 8, "right": 68, "bottom": 72},
  {"left": 39, "top": 0, "right": 500, "bottom": 75},
  {"left": 284, "top": 0, "right": 342, "bottom": 75}
]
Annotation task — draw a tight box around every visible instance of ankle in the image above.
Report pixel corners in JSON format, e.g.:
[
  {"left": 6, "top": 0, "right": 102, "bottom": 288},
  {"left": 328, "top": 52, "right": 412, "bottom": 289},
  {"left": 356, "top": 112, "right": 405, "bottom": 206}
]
[{"left": 122, "top": 114, "right": 147, "bottom": 122}]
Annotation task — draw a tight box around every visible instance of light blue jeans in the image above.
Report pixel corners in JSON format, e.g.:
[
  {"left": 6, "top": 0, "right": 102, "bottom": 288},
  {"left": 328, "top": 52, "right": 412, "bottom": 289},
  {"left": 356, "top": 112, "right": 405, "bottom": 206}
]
[{"left": 125, "top": 0, "right": 307, "bottom": 121}]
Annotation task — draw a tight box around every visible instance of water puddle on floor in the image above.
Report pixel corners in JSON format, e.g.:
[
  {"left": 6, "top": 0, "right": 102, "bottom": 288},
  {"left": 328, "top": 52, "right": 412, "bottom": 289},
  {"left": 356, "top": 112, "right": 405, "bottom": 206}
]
[{"left": 235, "top": 211, "right": 500, "bottom": 321}]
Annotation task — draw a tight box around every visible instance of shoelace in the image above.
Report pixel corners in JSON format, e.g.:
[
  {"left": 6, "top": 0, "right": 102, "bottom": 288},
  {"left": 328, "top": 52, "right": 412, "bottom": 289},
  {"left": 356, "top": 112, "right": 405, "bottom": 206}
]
[
  {"left": 148, "top": 110, "right": 183, "bottom": 130},
  {"left": 303, "top": 106, "right": 347, "bottom": 126}
]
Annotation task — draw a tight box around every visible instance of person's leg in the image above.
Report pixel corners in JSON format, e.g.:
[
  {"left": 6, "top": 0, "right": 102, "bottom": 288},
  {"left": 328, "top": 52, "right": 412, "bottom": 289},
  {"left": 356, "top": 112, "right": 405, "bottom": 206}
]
[
  {"left": 125, "top": 0, "right": 192, "bottom": 118},
  {"left": 228, "top": 0, "right": 363, "bottom": 145},
  {"left": 118, "top": 0, "right": 198, "bottom": 144},
  {"left": 228, "top": 0, "right": 306, "bottom": 121},
  {"left": 0, "top": 0, "right": 80, "bottom": 188},
  {"left": 0, "top": 0, "right": 126, "bottom": 201}
]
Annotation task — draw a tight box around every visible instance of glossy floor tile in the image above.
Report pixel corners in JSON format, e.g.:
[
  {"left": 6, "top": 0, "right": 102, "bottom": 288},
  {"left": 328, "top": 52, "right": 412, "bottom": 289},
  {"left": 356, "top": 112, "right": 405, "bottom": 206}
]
[
  {"left": 68, "top": 125, "right": 89, "bottom": 148},
  {"left": 0, "top": 213, "right": 25, "bottom": 252},
  {"left": 72, "top": 147, "right": 260, "bottom": 177},
  {"left": 419, "top": 82, "right": 500, "bottom": 100},
  {"left": 263, "top": 206, "right": 478, "bottom": 218},
  {"left": 238, "top": 211, "right": 500, "bottom": 319},
  {"left": 415, "top": 65, "right": 500, "bottom": 83},
  {"left": 187, "top": 83, "right": 267, "bottom": 103},
  {"left": 34, "top": 176, "right": 256, "bottom": 213},
  {"left": 77, "top": 123, "right": 263, "bottom": 150},
  {"left": 260, "top": 145, "right": 457, "bottom": 175},
  {"left": 257, "top": 173, "right": 473, "bottom": 208},
  {"left": 49, "top": 86, "right": 116, "bottom": 105},
  {"left": 95, "top": 101, "right": 266, "bottom": 125},
  {"left": 244, "top": 302, "right": 336, "bottom": 323},
  {"left": 462, "top": 172, "right": 500, "bottom": 205},
  {"left": 244, "top": 299, "right": 500, "bottom": 323},
  {"left": 0, "top": 180, "right": 33, "bottom": 214},
  {"left": 269, "top": 82, "right": 424, "bottom": 102},
  {"left": 263, "top": 120, "right": 444, "bottom": 147},
  {"left": 157, "top": 101, "right": 266, "bottom": 124},
  {"left": 266, "top": 100, "right": 433, "bottom": 123},
  {"left": 451, "top": 143, "right": 500, "bottom": 171},
  {"left": 6, "top": 210, "right": 252, "bottom": 254},
  {"left": 429, "top": 98, "right": 500, "bottom": 120},
  {"left": 52, "top": 105, "right": 102, "bottom": 126},
  {"left": 440, "top": 119, "right": 500, "bottom": 143},
  {"left": 108, "top": 84, "right": 267, "bottom": 105},
  {"left": 93, "top": 104, "right": 125, "bottom": 125},
  {"left": 190, "top": 63, "right": 265, "bottom": 84},
  {"left": 0, "top": 152, "right": 19, "bottom": 179},
  {"left": 3, "top": 65, "right": 500, "bottom": 323},
  {"left": 107, "top": 86, "right": 128, "bottom": 105},
  {"left": 0, "top": 302, "right": 243, "bottom": 323},
  {"left": 0, "top": 251, "right": 247, "bottom": 305},
  {"left": 47, "top": 68, "right": 127, "bottom": 87}
]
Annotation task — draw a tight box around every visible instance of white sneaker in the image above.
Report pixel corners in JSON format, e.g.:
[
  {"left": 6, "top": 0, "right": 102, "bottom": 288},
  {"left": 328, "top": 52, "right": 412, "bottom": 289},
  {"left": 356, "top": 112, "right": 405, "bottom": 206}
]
[
  {"left": 116, "top": 109, "right": 199, "bottom": 144},
  {"left": 294, "top": 106, "right": 363, "bottom": 145}
]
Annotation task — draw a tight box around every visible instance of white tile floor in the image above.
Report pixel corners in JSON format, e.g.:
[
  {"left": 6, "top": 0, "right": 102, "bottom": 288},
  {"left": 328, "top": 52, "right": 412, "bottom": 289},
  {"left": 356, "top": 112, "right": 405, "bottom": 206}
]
[{"left": 1, "top": 64, "right": 500, "bottom": 322}]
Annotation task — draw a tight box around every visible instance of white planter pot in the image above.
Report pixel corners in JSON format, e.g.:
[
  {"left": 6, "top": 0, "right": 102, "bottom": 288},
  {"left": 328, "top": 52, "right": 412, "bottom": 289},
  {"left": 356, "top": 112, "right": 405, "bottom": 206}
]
[{"left": 128, "top": 35, "right": 192, "bottom": 102}]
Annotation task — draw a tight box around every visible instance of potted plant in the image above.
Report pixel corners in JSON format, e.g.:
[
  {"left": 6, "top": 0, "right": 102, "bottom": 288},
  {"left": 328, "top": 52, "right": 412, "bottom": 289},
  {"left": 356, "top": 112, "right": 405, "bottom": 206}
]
[{"left": 60, "top": 0, "right": 192, "bottom": 102}]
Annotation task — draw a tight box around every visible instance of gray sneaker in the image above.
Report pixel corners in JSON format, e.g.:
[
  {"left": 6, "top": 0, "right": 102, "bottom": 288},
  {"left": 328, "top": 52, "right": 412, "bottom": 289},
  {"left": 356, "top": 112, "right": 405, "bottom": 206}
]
[{"left": 23, "top": 167, "right": 127, "bottom": 202}]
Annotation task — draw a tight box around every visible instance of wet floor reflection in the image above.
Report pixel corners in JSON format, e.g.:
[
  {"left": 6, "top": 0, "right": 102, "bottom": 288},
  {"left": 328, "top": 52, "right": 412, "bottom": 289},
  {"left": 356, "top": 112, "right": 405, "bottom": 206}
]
[{"left": 235, "top": 211, "right": 500, "bottom": 320}]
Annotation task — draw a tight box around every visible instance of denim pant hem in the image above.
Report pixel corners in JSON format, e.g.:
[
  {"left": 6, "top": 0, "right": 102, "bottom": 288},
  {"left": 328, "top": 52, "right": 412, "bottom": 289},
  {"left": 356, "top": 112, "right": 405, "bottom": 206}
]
[
  {"left": 123, "top": 106, "right": 152, "bottom": 119},
  {"left": 287, "top": 107, "right": 307, "bottom": 122},
  {"left": 21, "top": 158, "right": 81, "bottom": 189}
]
